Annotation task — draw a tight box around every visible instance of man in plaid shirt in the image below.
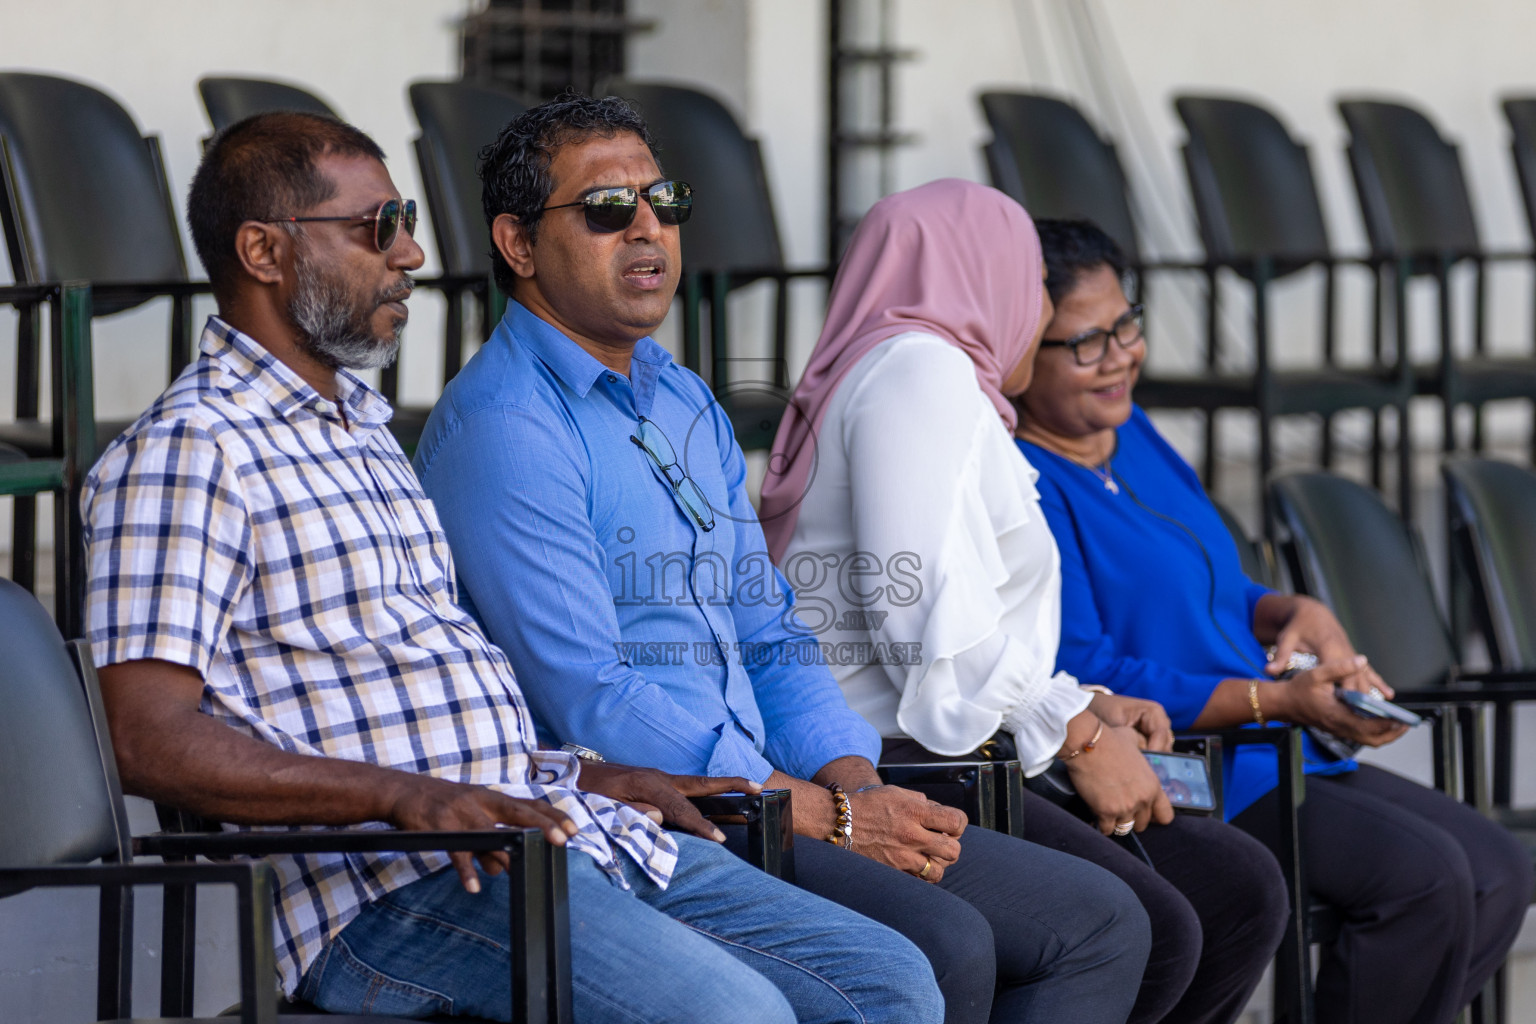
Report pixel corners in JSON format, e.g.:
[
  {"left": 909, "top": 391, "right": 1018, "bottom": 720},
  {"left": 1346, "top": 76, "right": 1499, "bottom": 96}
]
[{"left": 82, "top": 111, "right": 940, "bottom": 1023}]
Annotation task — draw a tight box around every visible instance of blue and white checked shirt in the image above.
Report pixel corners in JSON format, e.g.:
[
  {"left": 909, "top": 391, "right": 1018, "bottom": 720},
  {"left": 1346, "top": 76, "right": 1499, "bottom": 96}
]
[
  {"left": 413, "top": 300, "right": 881, "bottom": 783},
  {"left": 82, "top": 318, "right": 677, "bottom": 995}
]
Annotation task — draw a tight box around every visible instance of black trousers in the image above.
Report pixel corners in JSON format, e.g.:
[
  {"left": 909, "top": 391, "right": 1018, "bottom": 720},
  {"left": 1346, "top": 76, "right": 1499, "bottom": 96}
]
[
  {"left": 726, "top": 823, "right": 1151, "bottom": 1024},
  {"left": 1232, "top": 765, "right": 1533, "bottom": 1024},
  {"left": 881, "top": 738, "right": 1289, "bottom": 1024},
  {"left": 1020, "top": 790, "right": 1289, "bottom": 1024}
]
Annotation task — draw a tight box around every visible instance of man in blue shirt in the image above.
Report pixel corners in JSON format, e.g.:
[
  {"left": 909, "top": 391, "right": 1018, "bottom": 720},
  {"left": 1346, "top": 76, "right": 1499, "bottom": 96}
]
[{"left": 416, "top": 93, "right": 1151, "bottom": 1024}]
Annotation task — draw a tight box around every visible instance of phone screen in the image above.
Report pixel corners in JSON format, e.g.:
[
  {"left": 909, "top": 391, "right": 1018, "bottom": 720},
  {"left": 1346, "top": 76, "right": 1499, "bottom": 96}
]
[{"left": 1143, "top": 751, "right": 1216, "bottom": 812}]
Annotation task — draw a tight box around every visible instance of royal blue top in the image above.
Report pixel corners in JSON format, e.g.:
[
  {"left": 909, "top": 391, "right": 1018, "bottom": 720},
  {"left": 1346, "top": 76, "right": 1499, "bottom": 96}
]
[
  {"left": 413, "top": 300, "right": 881, "bottom": 784},
  {"left": 1018, "top": 406, "right": 1355, "bottom": 818}
]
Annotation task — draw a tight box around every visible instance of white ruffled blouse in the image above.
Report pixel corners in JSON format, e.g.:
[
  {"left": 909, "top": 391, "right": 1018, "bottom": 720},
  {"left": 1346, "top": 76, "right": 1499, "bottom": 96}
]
[{"left": 780, "top": 332, "right": 1091, "bottom": 773}]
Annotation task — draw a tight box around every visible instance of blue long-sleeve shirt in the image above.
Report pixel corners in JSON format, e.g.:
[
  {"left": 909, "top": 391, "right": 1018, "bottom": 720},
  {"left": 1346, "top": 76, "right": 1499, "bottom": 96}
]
[
  {"left": 1018, "top": 406, "right": 1355, "bottom": 817},
  {"left": 413, "top": 300, "right": 880, "bottom": 783}
]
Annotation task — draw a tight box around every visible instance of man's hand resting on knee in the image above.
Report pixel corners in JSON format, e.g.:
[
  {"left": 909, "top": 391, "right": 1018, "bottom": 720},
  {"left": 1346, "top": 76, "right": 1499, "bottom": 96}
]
[
  {"left": 845, "top": 784, "right": 967, "bottom": 882},
  {"left": 762, "top": 756, "right": 967, "bottom": 883}
]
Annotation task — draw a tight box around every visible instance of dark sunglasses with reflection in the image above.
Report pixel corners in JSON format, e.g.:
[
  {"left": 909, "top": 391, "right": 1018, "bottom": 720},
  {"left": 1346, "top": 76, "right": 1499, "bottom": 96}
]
[
  {"left": 264, "top": 197, "right": 418, "bottom": 253},
  {"left": 1038, "top": 304, "right": 1145, "bottom": 367},
  {"left": 543, "top": 180, "right": 693, "bottom": 234},
  {"left": 630, "top": 416, "right": 715, "bottom": 532}
]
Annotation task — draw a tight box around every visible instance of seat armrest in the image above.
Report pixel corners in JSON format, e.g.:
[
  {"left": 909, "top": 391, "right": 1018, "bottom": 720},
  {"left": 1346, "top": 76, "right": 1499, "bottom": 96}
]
[
  {"left": 410, "top": 271, "right": 490, "bottom": 292},
  {"left": 1395, "top": 683, "right": 1536, "bottom": 704},
  {"left": 0, "top": 861, "right": 279, "bottom": 1024},
  {"left": 135, "top": 826, "right": 568, "bottom": 1023},
  {"left": 690, "top": 789, "right": 794, "bottom": 882},
  {"left": 135, "top": 825, "right": 547, "bottom": 859},
  {"left": 0, "top": 858, "right": 271, "bottom": 899},
  {"left": 1171, "top": 732, "right": 1225, "bottom": 817},
  {"left": 1447, "top": 667, "right": 1536, "bottom": 690},
  {"left": 1184, "top": 725, "right": 1296, "bottom": 748}
]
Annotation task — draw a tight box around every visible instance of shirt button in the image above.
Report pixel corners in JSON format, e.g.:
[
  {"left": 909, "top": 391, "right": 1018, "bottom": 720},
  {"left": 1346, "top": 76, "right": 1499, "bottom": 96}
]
[{"left": 607, "top": 375, "right": 618, "bottom": 383}]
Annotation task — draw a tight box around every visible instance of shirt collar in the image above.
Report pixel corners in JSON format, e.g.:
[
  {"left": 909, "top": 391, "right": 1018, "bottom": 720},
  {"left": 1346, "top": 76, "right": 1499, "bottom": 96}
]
[
  {"left": 504, "top": 299, "right": 673, "bottom": 412},
  {"left": 200, "top": 316, "right": 393, "bottom": 431}
]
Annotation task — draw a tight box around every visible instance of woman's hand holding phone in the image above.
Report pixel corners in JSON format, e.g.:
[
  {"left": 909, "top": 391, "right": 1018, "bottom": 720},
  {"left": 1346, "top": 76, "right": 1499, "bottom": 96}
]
[
  {"left": 1274, "top": 656, "right": 1409, "bottom": 748},
  {"left": 1259, "top": 595, "right": 1393, "bottom": 698},
  {"left": 1063, "top": 722, "right": 1176, "bottom": 835}
]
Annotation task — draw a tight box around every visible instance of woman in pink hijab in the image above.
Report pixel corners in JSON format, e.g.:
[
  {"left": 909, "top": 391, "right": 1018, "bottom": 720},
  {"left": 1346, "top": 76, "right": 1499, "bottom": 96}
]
[{"left": 763, "top": 179, "right": 1286, "bottom": 1024}]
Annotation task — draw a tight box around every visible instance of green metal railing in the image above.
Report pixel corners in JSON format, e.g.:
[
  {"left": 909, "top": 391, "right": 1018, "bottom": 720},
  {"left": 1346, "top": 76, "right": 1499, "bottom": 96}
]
[{"left": 1, "top": 280, "right": 95, "bottom": 637}]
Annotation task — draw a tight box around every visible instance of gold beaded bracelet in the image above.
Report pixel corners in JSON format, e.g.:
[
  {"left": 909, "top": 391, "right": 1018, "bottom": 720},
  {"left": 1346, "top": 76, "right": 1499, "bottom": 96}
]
[
  {"left": 825, "top": 782, "right": 853, "bottom": 849},
  {"left": 1248, "top": 679, "right": 1267, "bottom": 726}
]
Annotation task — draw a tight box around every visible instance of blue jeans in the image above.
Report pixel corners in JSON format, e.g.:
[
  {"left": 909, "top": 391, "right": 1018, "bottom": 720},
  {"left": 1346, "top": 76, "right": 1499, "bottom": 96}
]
[{"left": 298, "top": 833, "right": 944, "bottom": 1023}]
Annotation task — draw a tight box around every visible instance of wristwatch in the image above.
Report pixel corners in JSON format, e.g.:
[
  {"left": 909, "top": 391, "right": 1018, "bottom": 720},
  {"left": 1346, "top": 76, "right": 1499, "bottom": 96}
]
[{"left": 561, "top": 742, "right": 606, "bottom": 763}]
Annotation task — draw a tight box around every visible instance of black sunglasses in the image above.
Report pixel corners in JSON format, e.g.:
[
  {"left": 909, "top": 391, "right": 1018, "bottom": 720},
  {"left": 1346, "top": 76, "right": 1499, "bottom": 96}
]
[
  {"left": 265, "top": 197, "right": 418, "bottom": 253},
  {"left": 543, "top": 180, "right": 693, "bottom": 233},
  {"left": 630, "top": 416, "right": 715, "bottom": 532},
  {"left": 1039, "top": 304, "right": 1145, "bottom": 366}
]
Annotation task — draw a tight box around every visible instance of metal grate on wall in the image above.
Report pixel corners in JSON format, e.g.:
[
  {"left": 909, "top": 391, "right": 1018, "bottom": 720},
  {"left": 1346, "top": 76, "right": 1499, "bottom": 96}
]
[{"left": 460, "top": 0, "right": 654, "bottom": 101}]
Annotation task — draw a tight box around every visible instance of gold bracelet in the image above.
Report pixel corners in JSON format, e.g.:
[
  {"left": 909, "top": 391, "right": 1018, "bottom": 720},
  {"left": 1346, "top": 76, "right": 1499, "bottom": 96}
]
[
  {"left": 1248, "top": 679, "right": 1267, "bottom": 726},
  {"left": 1060, "top": 720, "right": 1105, "bottom": 760},
  {"left": 824, "top": 783, "right": 853, "bottom": 849}
]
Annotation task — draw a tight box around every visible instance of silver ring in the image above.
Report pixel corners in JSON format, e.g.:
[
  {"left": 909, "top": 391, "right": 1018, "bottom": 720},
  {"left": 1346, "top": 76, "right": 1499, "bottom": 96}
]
[
  {"left": 1113, "top": 821, "right": 1134, "bottom": 836},
  {"left": 1368, "top": 687, "right": 1384, "bottom": 698}
]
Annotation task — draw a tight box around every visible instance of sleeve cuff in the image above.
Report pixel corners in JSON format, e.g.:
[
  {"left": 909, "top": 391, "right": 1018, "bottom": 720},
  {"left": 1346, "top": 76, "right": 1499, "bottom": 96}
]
[
  {"left": 705, "top": 728, "right": 777, "bottom": 785},
  {"left": 1003, "top": 675, "right": 1094, "bottom": 776},
  {"left": 763, "top": 711, "right": 883, "bottom": 782},
  {"left": 92, "top": 630, "right": 209, "bottom": 677},
  {"left": 1245, "top": 582, "right": 1274, "bottom": 629}
]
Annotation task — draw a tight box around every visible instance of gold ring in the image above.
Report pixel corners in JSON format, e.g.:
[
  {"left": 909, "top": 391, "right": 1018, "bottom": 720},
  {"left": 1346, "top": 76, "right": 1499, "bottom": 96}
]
[{"left": 918, "top": 857, "right": 932, "bottom": 879}]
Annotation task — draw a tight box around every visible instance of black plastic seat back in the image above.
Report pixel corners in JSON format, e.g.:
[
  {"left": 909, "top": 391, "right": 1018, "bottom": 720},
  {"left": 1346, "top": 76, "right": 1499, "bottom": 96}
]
[
  {"left": 0, "top": 577, "right": 124, "bottom": 869},
  {"left": 601, "top": 80, "right": 784, "bottom": 274},
  {"left": 409, "top": 80, "right": 528, "bottom": 278},
  {"left": 977, "top": 91, "right": 1140, "bottom": 262},
  {"left": 1269, "top": 472, "right": 1457, "bottom": 692},
  {"left": 1442, "top": 457, "right": 1536, "bottom": 668},
  {"left": 198, "top": 76, "right": 338, "bottom": 133},
  {"left": 1337, "top": 99, "right": 1481, "bottom": 262},
  {"left": 0, "top": 72, "right": 187, "bottom": 314},
  {"left": 1501, "top": 98, "right": 1536, "bottom": 247},
  {"left": 1175, "top": 95, "right": 1330, "bottom": 275}
]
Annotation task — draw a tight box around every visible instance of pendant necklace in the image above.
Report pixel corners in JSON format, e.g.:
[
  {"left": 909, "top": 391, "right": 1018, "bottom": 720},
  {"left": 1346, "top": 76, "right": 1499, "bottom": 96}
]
[
  {"left": 1017, "top": 426, "right": 1119, "bottom": 494},
  {"left": 1085, "top": 459, "right": 1119, "bottom": 494},
  {"left": 1059, "top": 444, "right": 1119, "bottom": 494}
]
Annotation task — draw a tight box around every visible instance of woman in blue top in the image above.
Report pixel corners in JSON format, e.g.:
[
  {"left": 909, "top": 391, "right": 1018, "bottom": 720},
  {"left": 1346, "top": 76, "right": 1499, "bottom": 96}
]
[{"left": 1015, "top": 218, "right": 1531, "bottom": 1024}]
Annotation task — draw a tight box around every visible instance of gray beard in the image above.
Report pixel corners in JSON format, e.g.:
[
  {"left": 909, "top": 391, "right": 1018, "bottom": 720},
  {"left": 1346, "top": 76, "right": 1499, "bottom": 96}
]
[{"left": 288, "top": 248, "right": 404, "bottom": 371}]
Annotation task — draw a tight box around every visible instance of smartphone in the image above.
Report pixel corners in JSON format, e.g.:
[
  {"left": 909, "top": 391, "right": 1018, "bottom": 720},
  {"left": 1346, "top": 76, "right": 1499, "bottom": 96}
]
[
  {"left": 1337, "top": 688, "right": 1424, "bottom": 727},
  {"left": 1143, "top": 751, "right": 1216, "bottom": 813}
]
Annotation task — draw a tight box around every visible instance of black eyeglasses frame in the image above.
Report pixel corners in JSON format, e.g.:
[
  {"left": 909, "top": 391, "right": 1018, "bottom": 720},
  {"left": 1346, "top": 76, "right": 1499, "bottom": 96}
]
[{"left": 1038, "top": 304, "right": 1146, "bottom": 366}]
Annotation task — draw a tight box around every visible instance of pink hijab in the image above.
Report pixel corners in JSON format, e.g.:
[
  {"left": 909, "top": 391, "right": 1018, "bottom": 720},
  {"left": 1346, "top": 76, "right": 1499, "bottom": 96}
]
[{"left": 759, "top": 178, "right": 1046, "bottom": 561}]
